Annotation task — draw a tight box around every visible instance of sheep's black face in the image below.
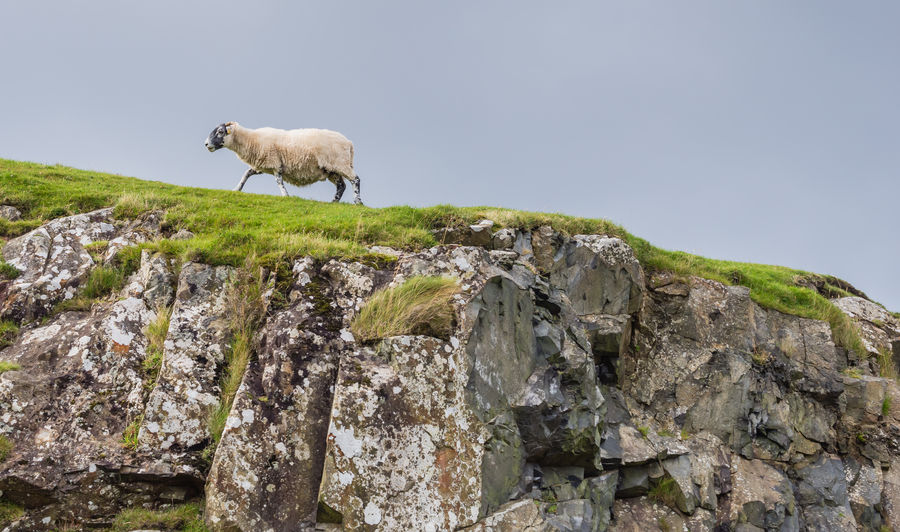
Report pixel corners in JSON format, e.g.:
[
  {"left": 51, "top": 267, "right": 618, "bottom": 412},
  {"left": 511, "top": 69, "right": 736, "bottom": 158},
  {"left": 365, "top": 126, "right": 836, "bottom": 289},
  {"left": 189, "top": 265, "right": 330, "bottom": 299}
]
[{"left": 204, "top": 123, "right": 228, "bottom": 152}]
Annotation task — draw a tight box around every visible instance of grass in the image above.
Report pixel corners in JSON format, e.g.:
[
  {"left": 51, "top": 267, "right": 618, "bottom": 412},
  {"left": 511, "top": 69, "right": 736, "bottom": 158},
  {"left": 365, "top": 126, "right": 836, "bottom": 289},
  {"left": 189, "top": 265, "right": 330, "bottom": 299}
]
[
  {"left": 107, "top": 502, "right": 207, "bottom": 532},
  {"left": 843, "top": 367, "right": 863, "bottom": 379},
  {"left": 637, "top": 425, "right": 650, "bottom": 439},
  {"left": 122, "top": 415, "right": 143, "bottom": 451},
  {"left": 877, "top": 347, "right": 898, "bottom": 381},
  {"left": 350, "top": 276, "right": 459, "bottom": 342},
  {"left": 0, "top": 158, "right": 883, "bottom": 357},
  {"left": 0, "top": 361, "right": 21, "bottom": 375},
  {"left": 883, "top": 395, "right": 892, "bottom": 417},
  {"left": 0, "top": 321, "right": 19, "bottom": 349},
  {"left": 143, "top": 305, "right": 173, "bottom": 389},
  {"left": 0, "top": 260, "right": 19, "bottom": 280},
  {"left": 648, "top": 476, "right": 680, "bottom": 510},
  {"left": 0, "top": 500, "right": 24, "bottom": 526},
  {"left": 657, "top": 428, "right": 676, "bottom": 438},
  {"left": 0, "top": 435, "right": 11, "bottom": 462},
  {"left": 207, "top": 262, "right": 266, "bottom": 449},
  {"left": 54, "top": 247, "right": 142, "bottom": 313},
  {"left": 750, "top": 348, "right": 772, "bottom": 365}
]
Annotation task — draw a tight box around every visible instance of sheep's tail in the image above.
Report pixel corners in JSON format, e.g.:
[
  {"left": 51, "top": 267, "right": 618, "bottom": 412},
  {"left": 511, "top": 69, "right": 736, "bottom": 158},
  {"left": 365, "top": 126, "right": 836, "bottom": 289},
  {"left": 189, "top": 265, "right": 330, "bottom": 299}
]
[{"left": 350, "top": 143, "right": 355, "bottom": 172}]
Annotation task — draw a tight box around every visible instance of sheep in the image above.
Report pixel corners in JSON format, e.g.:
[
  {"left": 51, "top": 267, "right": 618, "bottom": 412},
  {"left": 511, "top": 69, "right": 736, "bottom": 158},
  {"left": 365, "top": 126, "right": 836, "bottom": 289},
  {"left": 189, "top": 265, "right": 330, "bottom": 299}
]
[{"left": 204, "top": 122, "right": 362, "bottom": 204}]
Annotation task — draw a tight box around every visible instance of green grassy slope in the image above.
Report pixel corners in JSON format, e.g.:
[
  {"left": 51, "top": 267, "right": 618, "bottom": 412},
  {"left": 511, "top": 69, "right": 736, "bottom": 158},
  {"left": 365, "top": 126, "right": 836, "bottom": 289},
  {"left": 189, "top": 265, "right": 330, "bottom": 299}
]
[{"left": 0, "top": 158, "right": 872, "bottom": 356}]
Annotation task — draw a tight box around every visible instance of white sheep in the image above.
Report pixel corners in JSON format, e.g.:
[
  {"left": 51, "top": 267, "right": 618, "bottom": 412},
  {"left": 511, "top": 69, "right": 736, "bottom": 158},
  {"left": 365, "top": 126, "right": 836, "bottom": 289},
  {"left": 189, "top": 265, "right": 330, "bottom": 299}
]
[{"left": 204, "top": 122, "right": 362, "bottom": 204}]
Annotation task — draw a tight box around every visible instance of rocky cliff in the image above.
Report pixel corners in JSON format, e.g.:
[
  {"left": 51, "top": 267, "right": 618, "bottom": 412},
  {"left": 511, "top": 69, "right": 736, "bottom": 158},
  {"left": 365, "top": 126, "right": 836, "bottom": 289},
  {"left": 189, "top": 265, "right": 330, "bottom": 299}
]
[{"left": 1, "top": 209, "right": 899, "bottom": 531}]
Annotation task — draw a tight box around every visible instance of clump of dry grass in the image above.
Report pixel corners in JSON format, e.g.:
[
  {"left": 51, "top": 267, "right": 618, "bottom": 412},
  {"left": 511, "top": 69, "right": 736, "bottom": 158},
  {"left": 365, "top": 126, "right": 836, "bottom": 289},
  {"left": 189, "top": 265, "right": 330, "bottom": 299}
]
[
  {"left": 350, "top": 276, "right": 459, "bottom": 342},
  {"left": 877, "top": 347, "right": 898, "bottom": 381}
]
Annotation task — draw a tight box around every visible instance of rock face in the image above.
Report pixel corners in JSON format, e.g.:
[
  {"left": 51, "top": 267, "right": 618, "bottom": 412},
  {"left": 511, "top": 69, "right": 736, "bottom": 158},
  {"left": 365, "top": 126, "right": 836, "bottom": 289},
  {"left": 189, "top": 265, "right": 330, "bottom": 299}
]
[{"left": 2, "top": 214, "right": 900, "bottom": 531}]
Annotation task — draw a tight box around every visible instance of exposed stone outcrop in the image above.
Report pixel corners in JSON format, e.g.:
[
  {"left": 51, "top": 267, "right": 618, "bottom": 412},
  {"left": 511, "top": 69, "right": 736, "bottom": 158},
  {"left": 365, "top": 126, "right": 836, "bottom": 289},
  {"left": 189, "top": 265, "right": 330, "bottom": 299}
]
[{"left": 2, "top": 214, "right": 899, "bottom": 531}]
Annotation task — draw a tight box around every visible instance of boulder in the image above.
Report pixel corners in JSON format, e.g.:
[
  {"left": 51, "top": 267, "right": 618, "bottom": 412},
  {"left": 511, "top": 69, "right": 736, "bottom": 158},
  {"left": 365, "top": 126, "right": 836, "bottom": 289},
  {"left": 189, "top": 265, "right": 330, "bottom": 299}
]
[
  {"left": 727, "top": 458, "right": 799, "bottom": 531},
  {"left": 549, "top": 235, "right": 643, "bottom": 316},
  {"left": 317, "top": 337, "right": 485, "bottom": 531},
  {"left": 0, "top": 205, "right": 21, "bottom": 221},
  {"left": 139, "top": 263, "right": 233, "bottom": 452},
  {"left": 1, "top": 208, "right": 118, "bottom": 321},
  {"left": 0, "top": 256, "right": 201, "bottom": 525},
  {"left": 205, "top": 299, "right": 341, "bottom": 531}
]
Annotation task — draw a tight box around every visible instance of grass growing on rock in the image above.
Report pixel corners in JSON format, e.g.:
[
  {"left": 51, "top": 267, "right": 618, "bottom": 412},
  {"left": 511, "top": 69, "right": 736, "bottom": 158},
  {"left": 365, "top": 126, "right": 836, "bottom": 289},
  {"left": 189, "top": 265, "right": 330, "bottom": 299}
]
[
  {"left": 648, "top": 476, "right": 680, "bottom": 511},
  {"left": 0, "top": 321, "right": 19, "bottom": 349},
  {"left": 0, "top": 158, "right": 881, "bottom": 357},
  {"left": 877, "top": 347, "right": 898, "bottom": 381},
  {"left": 0, "top": 259, "right": 19, "bottom": 280},
  {"left": 0, "top": 361, "right": 21, "bottom": 375},
  {"left": 53, "top": 247, "right": 142, "bottom": 313},
  {"left": 143, "top": 305, "right": 173, "bottom": 389},
  {"left": 0, "top": 500, "right": 24, "bottom": 527},
  {"left": 207, "top": 263, "right": 267, "bottom": 450},
  {"left": 108, "top": 502, "right": 207, "bottom": 532},
  {"left": 350, "top": 276, "right": 459, "bottom": 342},
  {"left": 0, "top": 435, "right": 12, "bottom": 462}
]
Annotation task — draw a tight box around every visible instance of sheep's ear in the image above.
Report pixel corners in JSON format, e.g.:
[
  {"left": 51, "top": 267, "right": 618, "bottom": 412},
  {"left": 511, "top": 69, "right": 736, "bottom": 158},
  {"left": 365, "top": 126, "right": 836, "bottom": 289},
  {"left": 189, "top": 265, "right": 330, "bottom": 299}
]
[{"left": 225, "top": 124, "right": 233, "bottom": 135}]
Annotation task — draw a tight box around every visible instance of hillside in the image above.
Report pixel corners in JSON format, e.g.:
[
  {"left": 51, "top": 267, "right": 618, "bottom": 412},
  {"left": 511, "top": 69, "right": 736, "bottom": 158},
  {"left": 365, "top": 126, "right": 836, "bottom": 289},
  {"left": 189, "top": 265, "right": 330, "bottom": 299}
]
[
  {"left": 1, "top": 159, "right": 899, "bottom": 531},
  {"left": 0, "top": 159, "right": 887, "bottom": 355}
]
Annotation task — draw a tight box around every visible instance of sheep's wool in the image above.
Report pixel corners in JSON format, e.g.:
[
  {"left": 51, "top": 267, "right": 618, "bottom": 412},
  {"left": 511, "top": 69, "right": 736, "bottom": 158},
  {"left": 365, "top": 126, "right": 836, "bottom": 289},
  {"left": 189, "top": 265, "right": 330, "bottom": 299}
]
[{"left": 225, "top": 124, "right": 355, "bottom": 186}]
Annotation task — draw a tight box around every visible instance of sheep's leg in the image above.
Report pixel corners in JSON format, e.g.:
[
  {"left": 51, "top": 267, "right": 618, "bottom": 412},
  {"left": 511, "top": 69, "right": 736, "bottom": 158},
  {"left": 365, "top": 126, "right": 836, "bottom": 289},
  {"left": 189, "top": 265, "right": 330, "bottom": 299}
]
[
  {"left": 275, "top": 172, "right": 290, "bottom": 197},
  {"left": 332, "top": 178, "right": 346, "bottom": 203},
  {"left": 233, "top": 167, "right": 258, "bottom": 192},
  {"left": 351, "top": 175, "right": 362, "bottom": 205}
]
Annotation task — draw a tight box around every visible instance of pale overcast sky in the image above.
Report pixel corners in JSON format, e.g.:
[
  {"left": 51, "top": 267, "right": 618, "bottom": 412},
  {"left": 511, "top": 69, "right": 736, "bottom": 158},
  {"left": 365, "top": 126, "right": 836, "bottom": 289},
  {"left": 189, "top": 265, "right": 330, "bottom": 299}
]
[{"left": 1, "top": 2, "right": 897, "bottom": 310}]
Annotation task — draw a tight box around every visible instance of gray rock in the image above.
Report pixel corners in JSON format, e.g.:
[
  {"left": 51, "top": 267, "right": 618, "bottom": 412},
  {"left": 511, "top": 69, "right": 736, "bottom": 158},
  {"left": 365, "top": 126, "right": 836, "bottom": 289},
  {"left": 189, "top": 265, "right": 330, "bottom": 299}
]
[
  {"left": 139, "top": 263, "right": 233, "bottom": 452},
  {"left": 531, "top": 226, "right": 563, "bottom": 272},
  {"left": 432, "top": 219, "right": 495, "bottom": 247},
  {"left": 465, "top": 275, "right": 538, "bottom": 420},
  {"left": 728, "top": 458, "right": 799, "bottom": 531},
  {"left": 461, "top": 499, "right": 551, "bottom": 532},
  {"left": 549, "top": 235, "right": 644, "bottom": 316},
  {"left": 882, "top": 459, "right": 900, "bottom": 530},
  {"left": 317, "top": 336, "right": 484, "bottom": 531},
  {"left": 616, "top": 466, "right": 649, "bottom": 498},
  {"left": 205, "top": 278, "right": 341, "bottom": 531},
  {"left": 845, "top": 457, "right": 885, "bottom": 530},
  {"left": 170, "top": 228, "right": 195, "bottom": 240},
  {"left": 1, "top": 208, "right": 117, "bottom": 321},
  {"left": 137, "top": 250, "right": 175, "bottom": 310},
  {"left": 491, "top": 228, "right": 516, "bottom": 251},
  {"left": 0, "top": 205, "right": 21, "bottom": 221},
  {"left": 0, "top": 264, "right": 201, "bottom": 521},
  {"left": 584, "top": 471, "right": 617, "bottom": 532},
  {"left": 610, "top": 497, "right": 715, "bottom": 532}
]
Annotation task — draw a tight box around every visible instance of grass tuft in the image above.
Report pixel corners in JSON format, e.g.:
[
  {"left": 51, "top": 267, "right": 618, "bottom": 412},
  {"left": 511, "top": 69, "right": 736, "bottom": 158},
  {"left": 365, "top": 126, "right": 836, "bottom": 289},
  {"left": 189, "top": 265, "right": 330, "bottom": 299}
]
[
  {"left": 54, "top": 248, "right": 141, "bottom": 313},
  {"left": 648, "top": 476, "right": 680, "bottom": 510},
  {"left": 843, "top": 367, "right": 863, "bottom": 379},
  {"left": 207, "top": 262, "right": 267, "bottom": 449},
  {"left": 0, "top": 500, "right": 24, "bottom": 526},
  {"left": 882, "top": 395, "right": 892, "bottom": 417},
  {"left": 877, "top": 347, "right": 898, "bottom": 381},
  {"left": 350, "top": 276, "right": 459, "bottom": 342},
  {"left": 0, "top": 435, "right": 11, "bottom": 462},
  {"left": 0, "top": 361, "right": 21, "bottom": 375},
  {"left": 122, "top": 415, "right": 143, "bottom": 451},
  {"left": 0, "top": 321, "right": 19, "bottom": 350},
  {"left": 108, "top": 502, "right": 207, "bottom": 532},
  {"left": 0, "top": 260, "right": 19, "bottom": 280},
  {"left": 143, "top": 305, "right": 173, "bottom": 388}
]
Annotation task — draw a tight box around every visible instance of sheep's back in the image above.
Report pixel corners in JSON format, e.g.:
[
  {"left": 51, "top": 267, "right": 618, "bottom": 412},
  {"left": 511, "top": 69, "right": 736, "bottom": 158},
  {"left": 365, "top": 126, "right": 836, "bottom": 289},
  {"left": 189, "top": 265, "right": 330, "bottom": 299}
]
[{"left": 277, "top": 129, "right": 355, "bottom": 178}]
